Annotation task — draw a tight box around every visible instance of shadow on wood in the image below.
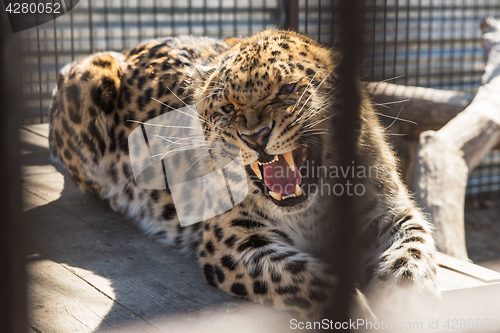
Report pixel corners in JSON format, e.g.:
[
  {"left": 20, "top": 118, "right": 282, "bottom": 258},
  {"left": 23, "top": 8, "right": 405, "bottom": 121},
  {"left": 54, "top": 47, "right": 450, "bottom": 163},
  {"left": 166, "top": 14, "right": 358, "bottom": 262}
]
[{"left": 21, "top": 125, "right": 291, "bottom": 333}]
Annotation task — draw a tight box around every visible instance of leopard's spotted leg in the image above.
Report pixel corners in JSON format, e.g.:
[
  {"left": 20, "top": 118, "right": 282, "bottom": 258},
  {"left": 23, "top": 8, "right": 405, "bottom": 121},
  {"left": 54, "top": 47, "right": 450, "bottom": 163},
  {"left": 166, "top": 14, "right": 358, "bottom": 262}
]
[
  {"left": 198, "top": 217, "right": 374, "bottom": 320},
  {"left": 365, "top": 206, "right": 440, "bottom": 321}
]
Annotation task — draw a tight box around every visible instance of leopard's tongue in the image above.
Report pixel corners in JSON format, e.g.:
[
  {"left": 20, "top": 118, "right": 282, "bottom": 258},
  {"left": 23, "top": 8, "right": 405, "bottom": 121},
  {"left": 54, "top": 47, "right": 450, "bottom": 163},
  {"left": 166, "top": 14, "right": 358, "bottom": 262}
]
[{"left": 263, "top": 155, "right": 302, "bottom": 195}]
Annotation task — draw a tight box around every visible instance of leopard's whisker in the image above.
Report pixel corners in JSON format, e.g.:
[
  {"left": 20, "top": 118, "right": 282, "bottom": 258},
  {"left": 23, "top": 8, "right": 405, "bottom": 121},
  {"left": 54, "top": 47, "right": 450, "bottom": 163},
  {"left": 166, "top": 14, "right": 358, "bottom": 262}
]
[
  {"left": 128, "top": 120, "right": 223, "bottom": 138},
  {"left": 289, "top": 65, "right": 324, "bottom": 115},
  {"left": 302, "top": 101, "right": 338, "bottom": 122},
  {"left": 151, "top": 97, "right": 221, "bottom": 131},
  {"left": 154, "top": 141, "right": 227, "bottom": 161},
  {"left": 181, "top": 88, "right": 224, "bottom": 100},
  {"left": 292, "top": 73, "right": 333, "bottom": 125},
  {"left": 380, "top": 74, "right": 407, "bottom": 82},
  {"left": 374, "top": 111, "right": 417, "bottom": 125},
  {"left": 301, "top": 115, "right": 333, "bottom": 130},
  {"left": 151, "top": 135, "right": 210, "bottom": 149},
  {"left": 164, "top": 85, "right": 222, "bottom": 130},
  {"left": 153, "top": 145, "right": 214, "bottom": 161},
  {"left": 300, "top": 101, "right": 335, "bottom": 122},
  {"left": 381, "top": 105, "right": 414, "bottom": 131},
  {"left": 372, "top": 98, "right": 410, "bottom": 109},
  {"left": 150, "top": 91, "right": 224, "bottom": 139},
  {"left": 151, "top": 95, "right": 223, "bottom": 134},
  {"left": 185, "top": 145, "right": 229, "bottom": 172},
  {"left": 185, "top": 152, "right": 212, "bottom": 172}
]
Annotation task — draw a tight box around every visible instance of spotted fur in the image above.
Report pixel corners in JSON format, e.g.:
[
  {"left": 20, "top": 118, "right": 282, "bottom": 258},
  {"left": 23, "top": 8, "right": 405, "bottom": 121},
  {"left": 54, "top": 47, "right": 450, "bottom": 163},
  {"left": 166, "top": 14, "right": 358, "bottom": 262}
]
[{"left": 49, "top": 30, "right": 440, "bottom": 320}]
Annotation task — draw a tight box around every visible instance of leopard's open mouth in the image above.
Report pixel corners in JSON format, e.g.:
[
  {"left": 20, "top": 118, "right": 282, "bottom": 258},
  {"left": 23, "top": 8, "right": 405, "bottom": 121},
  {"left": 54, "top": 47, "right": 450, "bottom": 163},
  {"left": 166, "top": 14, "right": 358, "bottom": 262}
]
[{"left": 247, "top": 140, "right": 321, "bottom": 207}]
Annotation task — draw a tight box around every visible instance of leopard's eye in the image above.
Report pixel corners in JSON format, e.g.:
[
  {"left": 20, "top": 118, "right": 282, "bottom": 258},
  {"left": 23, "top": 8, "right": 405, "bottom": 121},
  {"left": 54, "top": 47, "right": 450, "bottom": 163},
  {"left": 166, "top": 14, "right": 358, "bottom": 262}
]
[
  {"left": 279, "top": 83, "right": 296, "bottom": 95},
  {"left": 221, "top": 104, "right": 235, "bottom": 114}
]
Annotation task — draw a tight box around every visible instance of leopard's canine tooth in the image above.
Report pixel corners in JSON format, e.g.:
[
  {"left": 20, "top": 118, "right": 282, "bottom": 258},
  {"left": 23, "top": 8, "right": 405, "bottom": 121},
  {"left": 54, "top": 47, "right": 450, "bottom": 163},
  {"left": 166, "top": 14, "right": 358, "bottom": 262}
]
[
  {"left": 283, "top": 151, "right": 295, "bottom": 172},
  {"left": 251, "top": 161, "right": 262, "bottom": 180},
  {"left": 295, "top": 185, "right": 303, "bottom": 196},
  {"left": 269, "top": 191, "right": 282, "bottom": 201}
]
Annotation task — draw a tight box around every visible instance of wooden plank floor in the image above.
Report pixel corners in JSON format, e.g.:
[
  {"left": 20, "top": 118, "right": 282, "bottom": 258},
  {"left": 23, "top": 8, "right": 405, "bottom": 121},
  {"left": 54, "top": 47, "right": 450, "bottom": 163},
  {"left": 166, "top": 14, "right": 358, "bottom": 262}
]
[
  {"left": 22, "top": 124, "right": 500, "bottom": 332},
  {"left": 21, "top": 125, "right": 292, "bottom": 333}
]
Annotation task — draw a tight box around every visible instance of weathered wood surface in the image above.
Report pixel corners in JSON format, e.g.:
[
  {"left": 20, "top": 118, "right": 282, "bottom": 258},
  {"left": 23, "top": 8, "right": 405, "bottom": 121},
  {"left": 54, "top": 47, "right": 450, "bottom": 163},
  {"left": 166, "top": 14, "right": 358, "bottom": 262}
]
[
  {"left": 436, "top": 252, "right": 500, "bottom": 284},
  {"left": 22, "top": 125, "right": 500, "bottom": 332},
  {"left": 21, "top": 126, "right": 291, "bottom": 333},
  {"left": 411, "top": 18, "right": 500, "bottom": 261},
  {"left": 366, "top": 82, "right": 471, "bottom": 185},
  {"left": 366, "top": 81, "right": 471, "bottom": 134}
]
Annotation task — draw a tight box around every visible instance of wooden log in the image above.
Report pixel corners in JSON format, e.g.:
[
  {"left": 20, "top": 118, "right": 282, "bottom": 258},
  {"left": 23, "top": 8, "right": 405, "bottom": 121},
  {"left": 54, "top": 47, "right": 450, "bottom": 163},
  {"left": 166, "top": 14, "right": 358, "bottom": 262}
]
[
  {"left": 365, "top": 82, "right": 471, "bottom": 184},
  {"left": 411, "top": 17, "right": 500, "bottom": 260},
  {"left": 366, "top": 82, "right": 470, "bottom": 135}
]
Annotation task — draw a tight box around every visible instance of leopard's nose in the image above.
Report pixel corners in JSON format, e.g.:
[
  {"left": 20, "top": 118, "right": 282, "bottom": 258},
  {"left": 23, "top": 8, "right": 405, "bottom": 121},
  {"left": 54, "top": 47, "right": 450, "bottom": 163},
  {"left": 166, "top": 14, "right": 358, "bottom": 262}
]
[{"left": 240, "top": 126, "right": 272, "bottom": 149}]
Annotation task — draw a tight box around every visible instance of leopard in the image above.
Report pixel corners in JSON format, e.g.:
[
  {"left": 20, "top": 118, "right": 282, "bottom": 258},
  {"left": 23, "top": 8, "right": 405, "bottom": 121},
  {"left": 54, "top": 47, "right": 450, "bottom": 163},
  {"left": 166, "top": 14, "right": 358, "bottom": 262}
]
[{"left": 48, "top": 29, "right": 440, "bottom": 321}]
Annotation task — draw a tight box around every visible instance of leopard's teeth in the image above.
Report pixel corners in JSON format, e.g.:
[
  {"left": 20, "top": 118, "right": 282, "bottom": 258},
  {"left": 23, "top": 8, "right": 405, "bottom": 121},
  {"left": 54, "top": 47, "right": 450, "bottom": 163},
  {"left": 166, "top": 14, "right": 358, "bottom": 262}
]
[
  {"left": 250, "top": 161, "right": 262, "bottom": 180},
  {"left": 283, "top": 151, "right": 295, "bottom": 172},
  {"left": 257, "top": 155, "right": 279, "bottom": 166},
  {"left": 295, "top": 185, "right": 303, "bottom": 196},
  {"left": 269, "top": 191, "right": 282, "bottom": 201},
  {"left": 282, "top": 193, "right": 297, "bottom": 200}
]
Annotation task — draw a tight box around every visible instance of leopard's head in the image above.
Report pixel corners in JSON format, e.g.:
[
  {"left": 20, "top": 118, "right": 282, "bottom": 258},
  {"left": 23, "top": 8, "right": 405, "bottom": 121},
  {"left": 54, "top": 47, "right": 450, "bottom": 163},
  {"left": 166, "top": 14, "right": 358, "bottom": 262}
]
[{"left": 191, "top": 30, "right": 338, "bottom": 211}]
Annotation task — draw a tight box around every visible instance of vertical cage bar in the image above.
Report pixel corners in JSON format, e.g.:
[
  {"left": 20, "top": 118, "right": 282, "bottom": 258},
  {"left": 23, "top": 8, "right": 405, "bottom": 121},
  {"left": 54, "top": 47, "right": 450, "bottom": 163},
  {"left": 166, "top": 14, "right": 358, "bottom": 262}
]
[
  {"left": 416, "top": 0, "right": 422, "bottom": 86},
  {"left": 459, "top": 0, "right": 467, "bottom": 90},
  {"left": 0, "top": 16, "right": 26, "bottom": 333},
  {"left": 284, "top": 0, "right": 299, "bottom": 32},
  {"left": 104, "top": 0, "right": 109, "bottom": 50},
  {"left": 318, "top": 0, "right": 322, "bottom": 42},
  {"left": 218, "top": 0, "right": 222, "bottom": 38},
  {"left": 17, "top": 34, "right": 24, "bottom": 121},
  {"left": 426, "top": 0, "right": 433, "bottom": 87},
  {"left": 248, "top": 0, "right": 252, "bottom": 35},
  {"left": 53, "top": 14, "right": 59, "bottom": 74},
  {"left": 171, "top": 0, "right": 176, "bottom": 37},
  {"left": 404, "top": 0, "right": 410, "bottom": 85},
  {"left": 153, "top": 0, "right": 158, "bottom": 38},
  {"left": 137, "top": 0, "right": 142, "bottom": 42},
  {"left": 263, "top": 0, "right": 268, "bottom": 29},
  {"left": 70, "top": 0, "right": 75, "bottom": 60},
  {"left": 438, "top": 3, "right": 446, "bottom": 88},
  {"left": 36, "top": 25, "right": 43, "bottom": 122},
  {"left": 88, "top": 0, "right": 93, "bottom": 52},
  {"left": 473, "top": 0, "right": 481, "bottom": 90},
  {"left": 361, "top": 0, "right": 366, "bottom": 78},
  {"left": 371, "top": 0, "right": 376, "bottom": 81},
  {"left": 449, "top": 2, "right": 457, "bottom": 90},
  {"left": 121, "top": 0, "right": 126, "bottom": 49},
  {"left": 188, "top": 0, "right": 192, "bottom": 35},
  {"left": 328, "top": 0, "right": 362, "bottom": 322},
  {"left": 202, "top": 0, "right": 207, "bottom": 36},
  {"left": 330, "top": 1, "right": 335, "bottom": 47},
  {"left": 382, "top": 0, "right": 387, "bottom": 79},
  {"left": 233, "top": 0, "right": 237, "bottom": 37},
  {"left": 393, "top": 0, "right": 399, "bottom": 81},
  {"left": 305, "top": 0, "right": 309, "bottom": 34}
]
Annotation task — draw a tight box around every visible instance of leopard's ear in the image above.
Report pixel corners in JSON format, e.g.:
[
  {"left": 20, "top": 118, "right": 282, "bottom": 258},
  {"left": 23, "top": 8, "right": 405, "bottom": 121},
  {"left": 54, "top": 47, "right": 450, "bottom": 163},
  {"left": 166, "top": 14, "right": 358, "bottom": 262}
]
[
  {"left": 222, "top": 37, "right": 242, "bottom": 47},
  {"left": 192, "top": 65, "right": 217, "bottom": 82}
]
